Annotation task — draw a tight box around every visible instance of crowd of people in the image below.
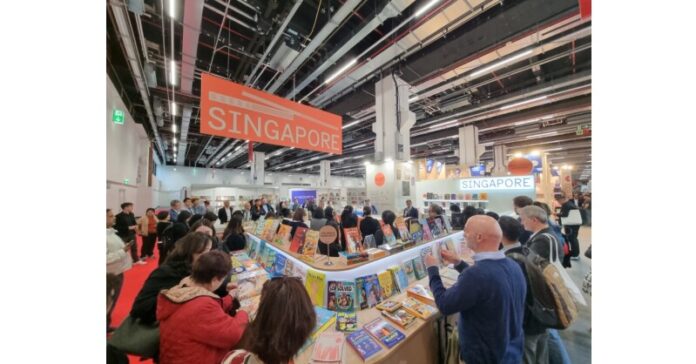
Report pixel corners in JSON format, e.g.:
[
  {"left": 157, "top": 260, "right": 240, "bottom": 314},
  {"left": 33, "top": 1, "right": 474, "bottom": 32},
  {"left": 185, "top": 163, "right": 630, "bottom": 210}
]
[{"left": 107, "top": 191, "right": 587, "bottom": 364}]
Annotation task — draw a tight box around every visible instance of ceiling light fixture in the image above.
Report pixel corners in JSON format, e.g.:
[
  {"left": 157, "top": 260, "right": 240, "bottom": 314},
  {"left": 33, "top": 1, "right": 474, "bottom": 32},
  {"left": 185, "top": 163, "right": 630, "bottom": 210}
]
[
  {"left": 172, "top": 124, "right": 177, "bottom": 133},
  {"left": 168, "top": 0, "right": 176, "bottom": 18},
  {"left": 470, "top": 50, "right": 533, "bottom": 77},
  {"left": 325, "top": 58, "right": 357, "bottom": 84},
  {"left": 170, "top": 101, "right": 177, "bottom": 116},
  {"left": 343, "top": 120, "right": 361, "bottom": 129},
  {"left": 169, "top": 59, "right": 177, "bottom": 86},
  {"left": 415, "top": 0, "right": 440, "bottom": 17},
  {"left": 525, "top": 131, "right": 558, "bottom": 139},
  {"left": 409, "top": 95, "right": 420, "bottom": 103},
  {"left": 500, "top": 95, "right": 548, "bottom": 110}
]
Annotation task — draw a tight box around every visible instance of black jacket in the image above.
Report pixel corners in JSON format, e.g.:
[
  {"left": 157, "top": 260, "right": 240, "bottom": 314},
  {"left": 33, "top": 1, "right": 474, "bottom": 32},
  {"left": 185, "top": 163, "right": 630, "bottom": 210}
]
[
  {"left": 527, "top": 227, "right": 563, "bottom": 262},
  {"left": 289, "top": 220, "right": 309, "bottom": 239},
  {"left": 217, "top": 207, "right": 233, "bottom": 224},
  {"left": 559, "top": 200, "right": 579, "bottom": 219},
  {"left": 156, "top": 221, "right": 171, "bottom": 242},
  {"left": 222, "top": 233, "right": 247, "bottom": 252},
  {"left": 114, "top": 212, "right": 136, "bottom": 241},
  {"left": 359, "top": 216, "right": 381, "bottom": 241},
  {"left": 130, "top": 259, "right": 228, "bottom": 324},
  {"left": 250, "top": 205, "right": 269, "bottom": 221},
  {"left": 403, "top": 206, "right": 419, "bottom": 219},
  {"left": 374, "top": 225, "right": 400, "bottom": 246}
]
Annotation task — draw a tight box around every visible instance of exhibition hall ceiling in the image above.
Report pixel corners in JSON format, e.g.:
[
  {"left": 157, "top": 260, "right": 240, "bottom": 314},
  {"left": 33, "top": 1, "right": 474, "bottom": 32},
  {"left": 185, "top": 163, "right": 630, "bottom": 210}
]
[{"left": 107, "top": 0, "right": 591, "bottom": 181}]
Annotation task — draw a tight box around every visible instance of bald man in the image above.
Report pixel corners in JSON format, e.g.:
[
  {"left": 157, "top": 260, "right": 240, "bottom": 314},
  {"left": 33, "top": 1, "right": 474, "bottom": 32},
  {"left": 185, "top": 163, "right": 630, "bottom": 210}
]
[{"left": 424, "top": 215, "right": 526, "bottom": 364}]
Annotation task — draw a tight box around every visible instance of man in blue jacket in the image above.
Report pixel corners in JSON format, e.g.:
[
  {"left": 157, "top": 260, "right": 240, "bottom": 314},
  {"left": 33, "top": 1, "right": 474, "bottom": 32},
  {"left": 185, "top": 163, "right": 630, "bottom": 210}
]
[{"left": 425, "top": 215, "right": 526, "bottom": 364}]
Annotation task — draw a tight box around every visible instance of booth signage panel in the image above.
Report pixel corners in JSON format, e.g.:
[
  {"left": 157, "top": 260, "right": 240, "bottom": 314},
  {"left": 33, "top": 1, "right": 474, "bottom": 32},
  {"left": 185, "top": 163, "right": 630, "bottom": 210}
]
[
  {"left": 290, "top": 189, "right": 316, "bottom": 205},
  {"left": 459, "top": 176, "right": 535, "bottom": 191},
  {"left": 200, "top": 73, "right": 343, "bottom": 154}
]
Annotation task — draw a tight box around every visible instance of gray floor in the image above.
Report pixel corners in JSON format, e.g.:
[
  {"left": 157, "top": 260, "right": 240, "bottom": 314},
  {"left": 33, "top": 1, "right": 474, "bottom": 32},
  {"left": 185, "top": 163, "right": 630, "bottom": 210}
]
[{"left": 558, "top": 226, "right": 592, "bottom": 363}]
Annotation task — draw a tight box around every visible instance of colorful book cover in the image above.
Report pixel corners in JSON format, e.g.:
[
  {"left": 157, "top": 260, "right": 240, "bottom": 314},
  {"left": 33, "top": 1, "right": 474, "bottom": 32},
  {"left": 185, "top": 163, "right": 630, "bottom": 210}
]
[
  {"left": 270, "top": 253, "right": 286, "bottom": 277},
  {"left": 375, "top": 299, "right": 402, "bottom": 313},
  {"left": 305, "top": 269, "right": 326, "bottom": 306},
  {"left": 346, "top": 329, "right": 382, "bottom": 360},
  {"left": 395, "top": 217, "right": 410, "bottom": 241},
  {"left": 443, "top": 215, "right": 453, "bottom": 233},
  {"left": 336, "top": 311, "right": 358, "bottom": 332},
  {"left": 419, "top": 218, "right": 434, "bottom": 241},
  {"left": 401, "top": 297, "right": 437, "bottom": 319},
  {"left": 303, "top": 230, "right": 320, "bottom": 258},
  {"left": 283, "top": 258, "right": 294, "bottom": 276},
  {"left": 381, "top": 224, "right": 396, "bottom": 244},
  {"left": 413, "top": 256, "right": 427, "bottom": 280},
  {"left": 256, "top": 240, "right": 268, "bottom": 265},
  {"left": 388, "top": 265, "right": 409, "bottom": 293},
  {"left": 401, "top": 260, "right": 416, "bottom": 284},
  {"left": 378, "top": 270, "right": 396, "bottom": 300},
  {"left": 326, "top": 281, "right": 356, "bottom": 312},
  {"left": 381, "top": 308, "right": 417, "bottom": 329},
  {"left": 291, "top": 262, "right": 307, "bottom": 283},
  {"left": 254, "top": 218, "right": 266, "bottom": 236},
  {"left": 409, "top": 219, "right": 424, "bottom": 243},
  {"left": 364, "top": 317, "right": 406, "bottom": 349},
  {"left": 434, "top": 217, "right": 446, "bottom": 235},
  {"left": 407, "top": 284, "right": 436, "bottom": 306},
  {"left": 273, "top": 223, "right": 292, "bottom": 246},
  {"left": 234, "top": 270, "right": 268, "bottom": 301},
  {"left": 264, "top": 249, "right": 277, "bottom": 272},
  {"left": 311, "top": 332, "right": 344, "bottom": 363},
  {"left": 261, "top": 219, "right": 277, "bottom": 241},
  {"left": 247, "top": 239, "right": 258, "bottom": 260},
  {"left": 289, "top": 226, "right": 308, "bottom": 253},
  {"left": 356, "top": 274, "right": 382, "bottom": 309},
  {"left": 242, "top": 220, "right": 256, "bottom": 233},
  {"left": 427, "top": 217, "right": 442, "bottom": 238},
  {"left": 343, "top": 227, "right": 362, "bottom": 253},
  {"left": 312, "top": 306, "right": 337, "bottom": 340}
]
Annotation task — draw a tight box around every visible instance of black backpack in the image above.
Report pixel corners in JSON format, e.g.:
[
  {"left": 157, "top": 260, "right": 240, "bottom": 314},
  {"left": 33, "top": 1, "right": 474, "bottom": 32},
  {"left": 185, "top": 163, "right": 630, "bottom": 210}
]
[{"left": 508, "top": 246, "right": 578, "bottom": 329}]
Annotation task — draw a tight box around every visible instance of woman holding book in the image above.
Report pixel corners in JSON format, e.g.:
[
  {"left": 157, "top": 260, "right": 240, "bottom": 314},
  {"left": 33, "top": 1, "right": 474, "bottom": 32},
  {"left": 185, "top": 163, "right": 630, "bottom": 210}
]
[
  {"left": 288, "top": 208, "right": 309, "bottom": 239},
  {"left": 373, "top": 210, "right": 401, "bottom": 246},
  {"left": 221, "top": 276, "right": 316, "bottom": 364}
]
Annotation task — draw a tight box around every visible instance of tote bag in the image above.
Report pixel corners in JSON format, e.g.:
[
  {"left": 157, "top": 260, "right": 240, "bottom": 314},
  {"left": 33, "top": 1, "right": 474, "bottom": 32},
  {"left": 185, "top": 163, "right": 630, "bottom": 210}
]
[
  {"left": 108, "top": 316, "right": 160, "bottom": 358},
  {"left": 560, "top": 209, "right": 582, "bottom": 226},
  {"left": 544, "top": 234, "right": 587, "bottom": 306}
]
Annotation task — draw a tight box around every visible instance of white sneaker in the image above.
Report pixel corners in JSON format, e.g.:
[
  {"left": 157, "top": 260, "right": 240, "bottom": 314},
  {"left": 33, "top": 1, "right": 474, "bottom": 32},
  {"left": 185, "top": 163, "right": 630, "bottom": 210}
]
[{"left": 135, "top": 260, "right": 147, "bottom": 265}]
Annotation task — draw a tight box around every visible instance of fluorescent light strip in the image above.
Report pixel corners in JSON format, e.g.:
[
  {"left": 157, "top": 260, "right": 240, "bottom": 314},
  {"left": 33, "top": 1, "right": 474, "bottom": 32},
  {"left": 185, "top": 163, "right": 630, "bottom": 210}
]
[
  {"left": 169, "top": 59, "right": 177, "bottom": 86},
  {"left": 343, "top": 120, "right": 361, "bottom": 129},
  {"left": 470, "top": 50, "right": 533, "bottom": 77},
  {"left": 168, "top": 0, "right": 176, "bottom": 18},
  {"left": 415, "top": 0, "right": 440, "bottom": 17},
  {"left": 429, "top": 120, "right": 459, "bottom": 130},
  {"left": 170, "top": 101, "right": 177, "bottom": 116},
  {"left": 500, "top": 95, "right": 548, "bottom": 110},
  {"left": 325, "top": 59, "right": 357, "bottom": 84},
  {"left": 525, "top": 131, "right": 558, "bottom": 139},
  {"left": 172, "top": 124, "right": 177, "bottom": 132}
]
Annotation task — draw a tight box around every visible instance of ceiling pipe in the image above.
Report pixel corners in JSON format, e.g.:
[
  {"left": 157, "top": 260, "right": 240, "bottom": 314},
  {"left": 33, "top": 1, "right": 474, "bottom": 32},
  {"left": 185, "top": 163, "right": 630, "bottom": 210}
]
[
  {"left": 285, "top": 0, "right": 416, "bottom": 100},
  {"left": 211, "top": 0, "right": 256, "bottom": 22},
  {"left": 109, "top": 2, "right": 166, "bottom": 160},
  {"left": 265, "top": 0, "right": 363, "bottom": 93},
  {"left": 204, "top": 4, "right": 257, "bottom": 32},
  {"left": 247, "top": 0, "right": 304, "bottom": 87}
]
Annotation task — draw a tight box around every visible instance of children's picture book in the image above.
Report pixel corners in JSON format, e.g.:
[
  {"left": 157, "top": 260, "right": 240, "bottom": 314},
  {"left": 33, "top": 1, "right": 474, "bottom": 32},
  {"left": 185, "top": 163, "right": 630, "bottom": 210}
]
[
  {"left": 303, "top": 230, "right": 320, "bottom": 258},
  {"left": 401, "top": 297, "right": 437, "bottom": 319},
  {"left": 283, "top": 258, "right": 294, "bottom": 276},
  {"left": 388, "top": 265, "right": 409, "bottom": 293},
  {"left": 427, "top": 217, "right": 442, "bottom": 238},
  {"left": 394, "top": 217, "right": 410, "bottom": 241},
  {"left": 364, "top": 317, "right": 406, "bottom": 349},
  {"left": 375, "top": 299, "right": 402, "bottom": 313},
  {"left": 346, "top": 329, "right": 382, "bottom": 360},
  {"left": 443, "top": 215, "right": 453, "bottom": 233},
  {"left": 377, "top": 270, "right": 396, "bottom": 300},
  {"left": 273, "top": 223, "right": 292, "bottom": 246},
  {"left": 261, "top": 219, "right": 277, "bottom": 241},
  {"left": 289, "top": 226, "right": 308, "bottom": 253},
  {"left": 242, "top": 220, "right": 256, "bottom": 233},
  {"left": 326, "top": 281, "right": 356, "bottom": 312},
  {"left": 247, "top": 238, "right": 259, "bottom": 260},
  {"left": 264, "top": 249, "right": 277, "bottom": 272},
  {"left": 380, "top": 224, "right": 397, "bottom": 244},
  {"left": 434, "top": 217, "right": 446, "bottom": 236},
  {"left": 233, "top": 270, "right": 268, "bottom": 301},
  {"left": 419, "top": 218, "right": 434, "bottom": 241},
  {"left": 343, "top": 227, "right": 363, "bottom": 253},
  {"left": 406, "top": 284, "right": 436, "bottom": 307},
  {"left": 356, "top": 274, "right": 382, "bottom": 309},
  {"left": 381, "top": 308, "right": 417, "bottom": 329},
  {"left": 413, "top": 256, "right": 427, "bottom": 280},
  {"left": 335, "top": 311, "right": 358, "bottom": 332},
  {"left": 254, "top": 218, "right": 266, "bottom": 236},
  {"left": 305, "top": 269, "right": 327, "bottom": 306},
  {"left": 409, "top": 220, "right": 424, "bottom": 243},
  {"left": 401, "top": 260, "right": 417, "bottom": 284},
  {"left": 311, "top": 332, "right": 344, "bottom": 363},
  {"left": 270, "top": 253, "right": 286, "bottom": 277},
  {"left": 257, "top": 240, "right": 268, "bottom": 265}
]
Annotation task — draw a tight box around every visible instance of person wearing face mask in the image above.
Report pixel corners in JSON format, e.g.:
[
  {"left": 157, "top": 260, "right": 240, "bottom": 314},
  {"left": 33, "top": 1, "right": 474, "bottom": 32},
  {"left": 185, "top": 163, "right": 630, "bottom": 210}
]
[{"left": 157, "top": 250, "right": 249, "bottom": 364}]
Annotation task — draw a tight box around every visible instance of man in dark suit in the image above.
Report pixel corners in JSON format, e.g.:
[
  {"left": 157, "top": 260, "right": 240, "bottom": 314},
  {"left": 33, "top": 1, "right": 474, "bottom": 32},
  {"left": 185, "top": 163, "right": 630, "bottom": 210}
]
[
  {"left": 114, "top": 202, "right": 143, "bottom": 265},
  {"left": 556, "top": 194, "right": 581, "bottom": 260},
  {"left": 403, "top": 199, "right": 419, "bottom": 219},
  {"left": 217, "top": 200, "right": 233, "bottom": 224}
]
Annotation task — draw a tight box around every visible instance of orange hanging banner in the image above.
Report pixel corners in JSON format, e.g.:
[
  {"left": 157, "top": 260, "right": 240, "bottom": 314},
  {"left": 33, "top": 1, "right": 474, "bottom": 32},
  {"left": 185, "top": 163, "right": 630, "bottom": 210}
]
[{"left": 200, "top": 72, "right": 343, "bottom": 154}]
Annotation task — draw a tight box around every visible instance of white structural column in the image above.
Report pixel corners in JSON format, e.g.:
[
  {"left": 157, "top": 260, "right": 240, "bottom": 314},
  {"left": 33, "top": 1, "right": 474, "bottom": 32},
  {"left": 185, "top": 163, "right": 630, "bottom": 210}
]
[
  {"left": 319, "top": 160, "right": 331, "bottom": 187},
  {"left": 458, "top": 125, "right": 487, "bottom": 168},
  {"left": 491, "top": 144, "right": 508, "bottom": 176},
  {"left": 541, "top": 153, "right": 554, "bottom": 206},
  {"left": 373, "top": 74, "right": 415, "bottom": 162},
  {"left": 250, "top": 151, "right": 265, "bottom": 186}
]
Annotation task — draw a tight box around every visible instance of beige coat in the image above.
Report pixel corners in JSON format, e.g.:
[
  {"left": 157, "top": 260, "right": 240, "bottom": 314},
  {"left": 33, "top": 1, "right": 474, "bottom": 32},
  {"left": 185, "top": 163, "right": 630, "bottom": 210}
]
[{"left": 136, "top": 215, "right": 153, "bottom": 236}]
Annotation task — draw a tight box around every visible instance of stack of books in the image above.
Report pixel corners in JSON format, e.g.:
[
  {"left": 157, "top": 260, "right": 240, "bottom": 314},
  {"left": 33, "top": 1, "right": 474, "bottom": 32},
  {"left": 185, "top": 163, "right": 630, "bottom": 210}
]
[{"left": 311, "top": 332, "right": 345, "bottom": 364}]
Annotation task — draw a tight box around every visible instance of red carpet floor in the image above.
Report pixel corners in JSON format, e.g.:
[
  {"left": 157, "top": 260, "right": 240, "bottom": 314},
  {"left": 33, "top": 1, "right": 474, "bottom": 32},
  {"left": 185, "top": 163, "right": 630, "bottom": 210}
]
[{"left": 110, "top": 235, "right": 158, "bottom": 364}]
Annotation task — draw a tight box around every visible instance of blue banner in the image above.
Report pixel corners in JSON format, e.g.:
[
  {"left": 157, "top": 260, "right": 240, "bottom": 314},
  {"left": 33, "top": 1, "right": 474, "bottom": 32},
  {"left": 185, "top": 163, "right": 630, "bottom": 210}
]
[{"left": 290, "top": 189, "right": 317, "bottom": 205}]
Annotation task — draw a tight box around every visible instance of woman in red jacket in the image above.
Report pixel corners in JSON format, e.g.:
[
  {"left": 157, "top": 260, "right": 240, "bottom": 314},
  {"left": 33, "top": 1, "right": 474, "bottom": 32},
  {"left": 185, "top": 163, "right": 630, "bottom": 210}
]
[{"left": 157, "top": 250, "right": 249, "bottom": 364}]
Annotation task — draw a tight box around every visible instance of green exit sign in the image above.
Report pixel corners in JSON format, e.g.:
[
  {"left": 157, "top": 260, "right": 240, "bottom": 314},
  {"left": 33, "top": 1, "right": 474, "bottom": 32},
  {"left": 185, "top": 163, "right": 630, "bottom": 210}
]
[
  {"left": 124, "top": 178, "right": 129, "bottom": 185},
  {"left": 113, "top": 109, "right": 125, "bottom": 124}
]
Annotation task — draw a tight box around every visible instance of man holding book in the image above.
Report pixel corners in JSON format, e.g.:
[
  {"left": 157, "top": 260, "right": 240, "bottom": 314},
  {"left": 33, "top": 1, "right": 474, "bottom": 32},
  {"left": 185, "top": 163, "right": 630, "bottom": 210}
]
[{"left": 424, "top": 215, "right": 526, "bottom": 364}]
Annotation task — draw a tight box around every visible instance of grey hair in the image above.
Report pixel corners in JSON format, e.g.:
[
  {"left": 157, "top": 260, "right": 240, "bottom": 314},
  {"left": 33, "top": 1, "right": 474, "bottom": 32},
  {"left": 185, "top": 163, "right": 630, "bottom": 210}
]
[{"left": 519, "top": 205, "right": 548, "bottom": 223}]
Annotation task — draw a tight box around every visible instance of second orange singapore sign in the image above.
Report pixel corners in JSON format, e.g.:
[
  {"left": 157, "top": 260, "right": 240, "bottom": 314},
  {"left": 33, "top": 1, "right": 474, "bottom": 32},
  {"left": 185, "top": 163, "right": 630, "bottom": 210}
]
[{"left": 200, "top": 73, "right": 343, "bottom": 154}]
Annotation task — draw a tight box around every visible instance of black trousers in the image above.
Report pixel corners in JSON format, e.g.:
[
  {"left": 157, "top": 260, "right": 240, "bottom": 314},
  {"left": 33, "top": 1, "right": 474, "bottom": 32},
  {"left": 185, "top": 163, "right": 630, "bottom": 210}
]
[
  {"left": 141, "top": 235, "right": 157, "bottom": 258},
  {"left": 107, "top": 273, "right": 124, "bottom": 329},
  {"left": 121, "top": 234, "right": 139, "bottom": 262},
  {"left": 564, "top": 225, "right": 581, "bottom": 257},
  {"left": 157, "top": 242, "right": 167, "bottom": 265}
]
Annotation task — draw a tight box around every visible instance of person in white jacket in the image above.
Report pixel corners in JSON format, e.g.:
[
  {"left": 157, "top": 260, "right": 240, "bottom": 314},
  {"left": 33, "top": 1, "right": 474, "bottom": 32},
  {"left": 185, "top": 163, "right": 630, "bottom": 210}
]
[{"left": 106, "top": 208, "right": 133, "bottom": 331}]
